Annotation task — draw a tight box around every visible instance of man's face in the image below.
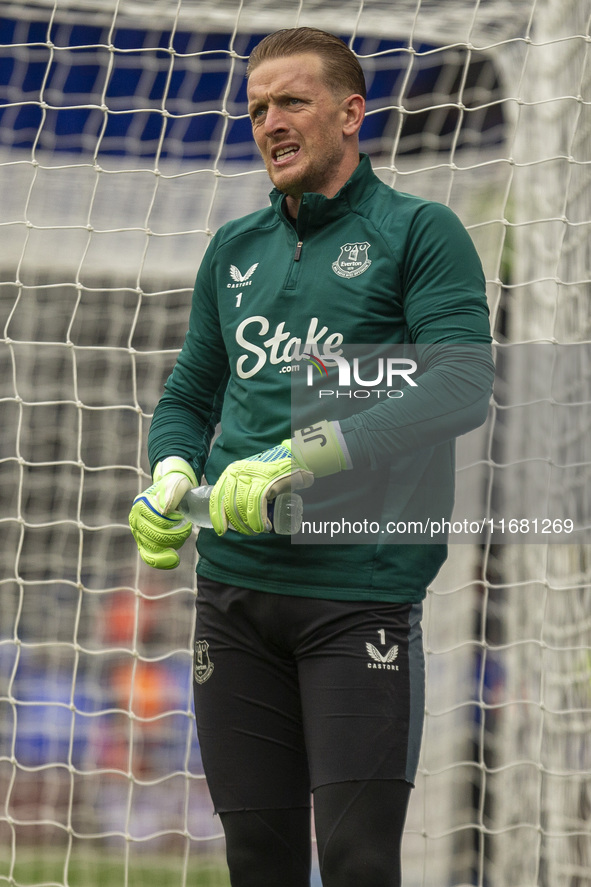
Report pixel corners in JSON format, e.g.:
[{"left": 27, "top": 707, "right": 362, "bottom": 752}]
[{"left": 247, "top": 53, "right": 359, "bottom": 206}]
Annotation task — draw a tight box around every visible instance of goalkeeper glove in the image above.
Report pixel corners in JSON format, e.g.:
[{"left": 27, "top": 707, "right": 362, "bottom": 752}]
[
  {"left": 209, "top": 420, "right": 350, "bottom": 537},
  {"left": 129, "top": 457, "right": 198, "bottom": 569}
]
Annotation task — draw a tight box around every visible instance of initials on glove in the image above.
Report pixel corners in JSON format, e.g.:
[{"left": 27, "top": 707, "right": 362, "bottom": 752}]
[{"left": 129, "top": 457, "right": 198, "bottom": 569}]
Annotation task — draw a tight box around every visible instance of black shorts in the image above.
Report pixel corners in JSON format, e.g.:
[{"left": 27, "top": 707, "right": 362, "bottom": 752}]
[{"left": 193, "top": 577, "right": 425, "bottom": 813}]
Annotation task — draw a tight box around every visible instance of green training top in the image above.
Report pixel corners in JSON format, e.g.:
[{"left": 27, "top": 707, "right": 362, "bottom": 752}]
[{"left": 148, "top": 154, "right": 494, "bottom": 602}]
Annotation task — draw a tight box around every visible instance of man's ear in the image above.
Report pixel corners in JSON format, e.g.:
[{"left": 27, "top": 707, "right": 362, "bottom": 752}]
[{"left": 342, "top": 94, "right": 365, "bottom": 137}]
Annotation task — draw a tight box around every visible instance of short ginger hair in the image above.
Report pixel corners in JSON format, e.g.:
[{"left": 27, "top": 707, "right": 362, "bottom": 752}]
[{"left": 247, "top": 27, "right": 367, "bottom": 100}]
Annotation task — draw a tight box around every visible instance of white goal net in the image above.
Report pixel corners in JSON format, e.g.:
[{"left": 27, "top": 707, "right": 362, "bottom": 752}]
[{"left": 0, "top": 1, "right": 589, "bottom": 886}]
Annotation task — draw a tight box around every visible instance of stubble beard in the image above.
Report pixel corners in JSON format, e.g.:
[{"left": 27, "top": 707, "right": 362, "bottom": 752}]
[{"left": 267, "top": 140, "right": 344, "bottom": 200}]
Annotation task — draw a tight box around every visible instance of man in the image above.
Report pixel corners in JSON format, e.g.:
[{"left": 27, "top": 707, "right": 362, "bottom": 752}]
[{"left": 129, "top": 27, "right": 494, "bottom": 887}]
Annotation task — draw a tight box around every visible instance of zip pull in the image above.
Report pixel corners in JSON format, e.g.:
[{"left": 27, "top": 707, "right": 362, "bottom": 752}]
[{"left": 294, "top": 240, "right": 303, "bottom": 262}]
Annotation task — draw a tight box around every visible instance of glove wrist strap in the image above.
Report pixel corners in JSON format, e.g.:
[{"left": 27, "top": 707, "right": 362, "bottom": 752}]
[
  {"left": 154, "top": 456, "right": 197, "bottom": 486},
  {"left": 291, "top": 420, "right": 351, "bottom": 478}
]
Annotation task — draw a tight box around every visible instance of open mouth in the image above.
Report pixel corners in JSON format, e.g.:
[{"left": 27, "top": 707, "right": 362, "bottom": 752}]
[{"left": 273, "top": 145, "right": 300, "bottom": 164}]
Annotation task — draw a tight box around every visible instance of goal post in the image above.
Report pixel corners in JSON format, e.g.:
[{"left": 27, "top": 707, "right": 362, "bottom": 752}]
[
  {"left": 0, "top": 2, "right": 590, "bottom": 886},
  {"left": 485, "top": 1, "right": 591, "bottom": 884}
]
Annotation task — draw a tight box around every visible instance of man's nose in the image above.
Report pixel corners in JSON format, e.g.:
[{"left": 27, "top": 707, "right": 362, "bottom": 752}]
[{"left": 264, "top": 105, "right": 288, "bottom": 134}]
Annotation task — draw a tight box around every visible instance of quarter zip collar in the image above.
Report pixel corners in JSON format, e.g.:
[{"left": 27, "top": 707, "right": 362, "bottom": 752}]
[{"left": 269, "top": 154, "right": 380, "bottom": 234}]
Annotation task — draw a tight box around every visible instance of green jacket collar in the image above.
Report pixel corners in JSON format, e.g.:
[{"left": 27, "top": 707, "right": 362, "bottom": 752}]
[{"left": 269, "top": 154, "right": 380, "bottom": 232}]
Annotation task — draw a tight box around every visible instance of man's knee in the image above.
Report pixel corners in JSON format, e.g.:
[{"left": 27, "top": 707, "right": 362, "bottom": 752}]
[
  {"left": 314, "top": 780, "right": 411, "bottom": 887},
  {"left": 320, "top": 834, "right": 396, "bottom": 887},
  {"left": 220, "top": 808, "right": 311, "bottom": 887}
]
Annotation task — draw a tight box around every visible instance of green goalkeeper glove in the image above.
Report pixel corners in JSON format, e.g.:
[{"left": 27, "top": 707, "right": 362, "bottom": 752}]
[
  {"left": 209, "top": 420, "right": 350, "bottom": 537},
  {"left": 129, "top": 456, "right": 198, "bottom": 569}
]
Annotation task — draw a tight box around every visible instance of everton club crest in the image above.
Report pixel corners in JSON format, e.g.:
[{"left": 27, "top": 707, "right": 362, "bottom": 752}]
[
  {"left": 332, "top": 242, "right": 372, "bottom": 278},
  {"left": 194, "top": 639, "right": 214, "bottom": 684}
]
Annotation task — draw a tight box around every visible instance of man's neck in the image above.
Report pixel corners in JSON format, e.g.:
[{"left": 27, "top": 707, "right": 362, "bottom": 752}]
[{"left": 282, "top": 154, "right": 361, "bottom": 220}]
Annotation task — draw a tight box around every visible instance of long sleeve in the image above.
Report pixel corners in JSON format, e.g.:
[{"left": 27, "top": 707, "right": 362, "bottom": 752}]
[
  {"left": 148, "top": 238, "right": 230, "bottom": 477},
  {"left": 338, "top": 202, "right": 494, "bottom": 469}
]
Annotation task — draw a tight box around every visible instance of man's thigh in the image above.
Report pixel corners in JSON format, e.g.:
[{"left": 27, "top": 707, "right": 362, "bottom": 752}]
[
  {"left": 193, "top": 578, "right": 311, "bottom": 813},
  {"left": 295, "top": 598, "right": 425, "bottom": 789},
  {"left": 193, "top": 577, "right": 424, "bottom": 807}
]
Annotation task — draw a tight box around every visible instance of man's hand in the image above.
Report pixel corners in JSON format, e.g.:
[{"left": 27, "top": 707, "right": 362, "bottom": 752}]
[
  {"left": 209, "top": 420, "right": 350, "bottom": 537},
  {"left": 129, "top": 457, "right": 198, "bottom": 569}
]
